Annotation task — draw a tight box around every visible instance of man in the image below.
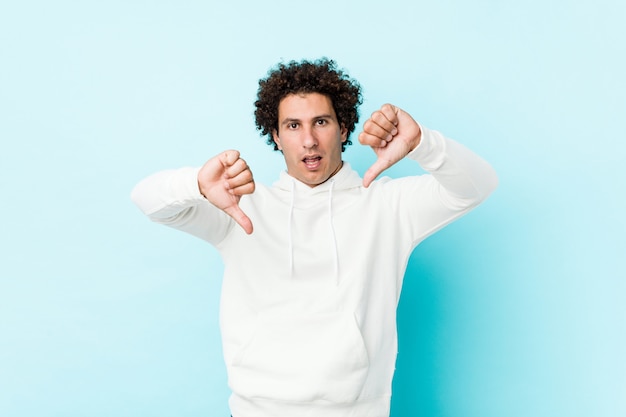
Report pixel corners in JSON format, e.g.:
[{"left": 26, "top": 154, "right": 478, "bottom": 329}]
[{"left": 131, "top": 58, "right": 498, "bottom": 417}]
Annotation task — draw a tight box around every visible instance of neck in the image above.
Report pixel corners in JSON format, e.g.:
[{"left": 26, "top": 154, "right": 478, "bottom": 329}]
[{"left": 308, "top": 161, "right": 343, "bottom": 188}]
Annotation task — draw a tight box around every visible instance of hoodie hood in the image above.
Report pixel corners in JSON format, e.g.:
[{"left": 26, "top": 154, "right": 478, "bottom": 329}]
[{"left": 273, "top": 162, "right": 363, "bottom": 196}]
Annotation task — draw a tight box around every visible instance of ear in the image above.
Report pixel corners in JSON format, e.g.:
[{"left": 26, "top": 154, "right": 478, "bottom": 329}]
[
  {"left": 272, "top": 129, "right": 282, "bottom": 150},
  {"left": 340, "top": 124, "right": 348, "bottom": 143}
]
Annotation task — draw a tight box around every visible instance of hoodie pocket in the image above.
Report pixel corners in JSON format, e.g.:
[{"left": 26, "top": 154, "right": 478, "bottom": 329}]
[{"left": 229, "top": 311, "right": 369, "bottom": 404}]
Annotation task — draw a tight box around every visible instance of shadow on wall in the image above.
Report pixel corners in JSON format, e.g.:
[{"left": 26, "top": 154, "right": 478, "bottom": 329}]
[{"left": 391, "top": 248, "right": 445, "bottom": 417}]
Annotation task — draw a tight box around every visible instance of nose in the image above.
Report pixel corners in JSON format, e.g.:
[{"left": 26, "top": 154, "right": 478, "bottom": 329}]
[{"left": 302, "top": 126, "right": 318, "bottom": 149}]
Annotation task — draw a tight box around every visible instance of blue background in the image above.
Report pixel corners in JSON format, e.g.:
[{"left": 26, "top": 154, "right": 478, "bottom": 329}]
[{"left": 1, "top": 1, "right": 624, "bottom": 416}]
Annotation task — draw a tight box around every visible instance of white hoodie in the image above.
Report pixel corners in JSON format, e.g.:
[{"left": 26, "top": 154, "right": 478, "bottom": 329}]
[{"left": 131, "top": 126, "right": 498, "bottom": 417}]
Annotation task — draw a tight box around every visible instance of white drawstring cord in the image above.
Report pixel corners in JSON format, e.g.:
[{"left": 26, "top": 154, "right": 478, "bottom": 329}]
[
  {"left": 328, "top": 179, "right": 340, "bottom": 285},
  {"left": 287, "top": 180, "right": 295, "bottom": 277}
]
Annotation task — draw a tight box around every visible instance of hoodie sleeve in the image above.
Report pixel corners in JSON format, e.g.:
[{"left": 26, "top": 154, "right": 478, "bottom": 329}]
[
  {"left": 388, "top": 125, "right": 498, "bottom": 245},
  {"left": 130, "top": 167, "right": 234, "bottom": 245},
  {"left": 409, "top": 126, "right": 499, "bottom": 206}
]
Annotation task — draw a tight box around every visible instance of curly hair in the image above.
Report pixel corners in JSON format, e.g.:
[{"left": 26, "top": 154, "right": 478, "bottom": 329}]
[{"left": 254, "top": 58, "right": 363, "bottom": 152}]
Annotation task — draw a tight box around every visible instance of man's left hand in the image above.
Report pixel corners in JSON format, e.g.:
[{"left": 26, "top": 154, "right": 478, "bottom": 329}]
[{"left": 358, "top": 104, "right": 422, "bottom": 187}]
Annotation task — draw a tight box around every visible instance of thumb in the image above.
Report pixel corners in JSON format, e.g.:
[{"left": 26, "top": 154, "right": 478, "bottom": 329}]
[
  {"left": 362, "top": 157, "right": 392, "bottom": 188},
  {"left": 224, "top": 204, "right": 254, "bottom": 235}
]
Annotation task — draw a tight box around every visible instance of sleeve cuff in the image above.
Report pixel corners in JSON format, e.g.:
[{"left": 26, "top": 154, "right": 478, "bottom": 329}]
[{"left": 406, "top": 124, "right": 448, "bottom": 171}]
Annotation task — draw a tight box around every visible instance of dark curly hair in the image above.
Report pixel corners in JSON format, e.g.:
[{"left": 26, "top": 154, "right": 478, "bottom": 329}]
[{"left": 254, "top": 58, "right": 363, "bottom": 152}]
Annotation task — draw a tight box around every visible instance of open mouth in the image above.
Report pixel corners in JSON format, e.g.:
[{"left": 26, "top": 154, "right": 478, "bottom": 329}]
[{"left": 302, "top": 156, "right": 322, "bottom": 169}]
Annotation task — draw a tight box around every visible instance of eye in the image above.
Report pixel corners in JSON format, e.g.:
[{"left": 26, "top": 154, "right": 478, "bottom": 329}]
[
  {"left": 316, "top": 119, "right": 327, "bottom": 126},
  {"left": 288, "top": 122, "right": 299, "bottom": 129}
]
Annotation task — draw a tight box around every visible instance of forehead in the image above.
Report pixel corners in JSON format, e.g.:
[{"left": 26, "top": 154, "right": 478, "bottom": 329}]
[{"left": 278, "top": 92, "right": 336, "bottom": 120}]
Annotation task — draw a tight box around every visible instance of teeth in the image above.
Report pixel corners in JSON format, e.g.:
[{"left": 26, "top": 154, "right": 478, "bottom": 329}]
[{"left": 303, "top": 157, "right": 320, "bottom": 167}]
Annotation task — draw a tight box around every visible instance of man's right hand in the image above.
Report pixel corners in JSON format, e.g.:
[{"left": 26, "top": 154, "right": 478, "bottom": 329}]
[{"left": 198, "top": 150, "right": 255, "bottom": 234}]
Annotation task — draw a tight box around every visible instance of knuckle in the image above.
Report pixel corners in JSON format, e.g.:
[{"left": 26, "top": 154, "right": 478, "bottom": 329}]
[{"left": 370, "top": 111, "right": 382, "bottom": 122}]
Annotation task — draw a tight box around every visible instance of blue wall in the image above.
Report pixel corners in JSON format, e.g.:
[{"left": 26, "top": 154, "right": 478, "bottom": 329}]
[{"left": 1, "top": 1, "right": 624, "bottom": 416}]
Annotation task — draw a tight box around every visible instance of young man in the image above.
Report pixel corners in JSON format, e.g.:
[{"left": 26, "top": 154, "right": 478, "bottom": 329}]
[{"left": 131, "top": 58, "right": 498, "bottom": 417}]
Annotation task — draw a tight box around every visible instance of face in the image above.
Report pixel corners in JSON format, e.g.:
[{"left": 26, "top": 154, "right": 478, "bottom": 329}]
[{"left": 272, "top": 92, "right": 347, "bottom": 187}]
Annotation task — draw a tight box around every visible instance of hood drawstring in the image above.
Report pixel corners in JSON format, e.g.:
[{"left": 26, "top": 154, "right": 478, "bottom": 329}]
[
  {"left": 287, "top": 180, "right": 295, "bottom": 276},
  {"left": 286, "top": 179, "right": 340, "bottom": 285},
  {"left": 328, "top": 179, "right": 340, "bottom": 285}
]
